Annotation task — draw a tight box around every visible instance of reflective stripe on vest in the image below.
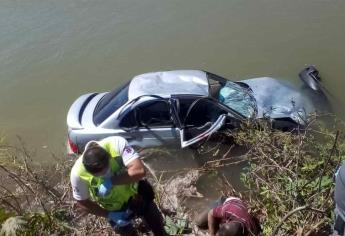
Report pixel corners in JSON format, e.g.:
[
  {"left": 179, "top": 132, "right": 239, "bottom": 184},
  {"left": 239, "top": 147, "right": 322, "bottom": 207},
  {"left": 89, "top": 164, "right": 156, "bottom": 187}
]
[{"left": 74, "top": 139, "right": 138, "bottom": 211}]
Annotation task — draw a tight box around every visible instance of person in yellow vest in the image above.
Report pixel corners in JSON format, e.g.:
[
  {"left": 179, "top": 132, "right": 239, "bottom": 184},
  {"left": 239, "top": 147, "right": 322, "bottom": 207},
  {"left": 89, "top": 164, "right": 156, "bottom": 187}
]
[{"left": 70, "top": 136, "right": 166, "bottom": 236}]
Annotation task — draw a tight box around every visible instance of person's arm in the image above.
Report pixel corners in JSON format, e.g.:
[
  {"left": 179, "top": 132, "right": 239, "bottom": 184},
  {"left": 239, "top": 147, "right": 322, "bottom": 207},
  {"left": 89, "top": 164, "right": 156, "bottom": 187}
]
[
  {"left": 111, "top": 158, "right": 146, "bottom": 185},
  {"left": 76, "top": 199, "right": 109, "bottom": 217},
  {"left": 208, "top": 209, "right": 218, "bottom": 236},
  {"left": 71, "top": 168, "right": 109, "bottom": 217}
]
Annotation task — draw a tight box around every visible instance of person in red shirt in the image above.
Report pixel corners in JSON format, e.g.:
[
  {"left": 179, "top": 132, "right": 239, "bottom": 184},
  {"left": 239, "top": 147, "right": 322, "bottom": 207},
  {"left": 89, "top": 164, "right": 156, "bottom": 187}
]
[{"left": 195, "top": 196, "right": 260, "bottom": 236}]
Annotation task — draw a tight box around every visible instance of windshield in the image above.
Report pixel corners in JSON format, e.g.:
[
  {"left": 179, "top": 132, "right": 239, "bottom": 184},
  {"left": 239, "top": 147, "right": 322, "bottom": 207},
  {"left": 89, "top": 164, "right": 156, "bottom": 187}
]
[
  {"left": 93, "top": 82, "right": 129, "bottom": 125},
  {"left": 218, "top": 81, "right": 257, "bottom": 118}
]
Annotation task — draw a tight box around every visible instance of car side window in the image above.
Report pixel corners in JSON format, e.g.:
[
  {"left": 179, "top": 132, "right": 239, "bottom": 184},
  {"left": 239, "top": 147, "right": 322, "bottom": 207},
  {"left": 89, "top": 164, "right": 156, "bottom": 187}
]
[
  {"left": 119, "top": 109, "right": 137, "bottom": 129},
  {"left": 119, "top": 100, "right": 173, "bottom": 129},
  {"left": 137, "top": 100, "right": 173, "bottom": 128}
]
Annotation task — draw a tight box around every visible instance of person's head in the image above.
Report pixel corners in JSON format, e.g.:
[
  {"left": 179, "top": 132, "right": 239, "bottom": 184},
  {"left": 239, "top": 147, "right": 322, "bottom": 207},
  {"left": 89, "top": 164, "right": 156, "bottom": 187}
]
[
  {"left": 217, "top": 221, "right": 245, "bottom": 236},
  {"left": 82, "top": 142, "right": 110, "bottom": 176}
]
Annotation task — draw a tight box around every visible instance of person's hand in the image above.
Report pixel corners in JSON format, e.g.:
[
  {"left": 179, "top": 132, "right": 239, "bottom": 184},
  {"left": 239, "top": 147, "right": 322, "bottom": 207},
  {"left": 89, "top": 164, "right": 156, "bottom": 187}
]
[
  {"left": 97, "top": 178, "right": 112, "bottom": 197},
  {"left": 108, "top": 211, "right": 131, "bottom": 227}
]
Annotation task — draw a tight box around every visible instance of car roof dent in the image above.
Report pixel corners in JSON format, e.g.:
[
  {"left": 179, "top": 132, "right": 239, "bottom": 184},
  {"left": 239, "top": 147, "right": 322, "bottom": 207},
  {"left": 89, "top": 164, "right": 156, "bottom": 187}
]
[{"left": 128, "top": 70, "right": 209, "bottom": 100}]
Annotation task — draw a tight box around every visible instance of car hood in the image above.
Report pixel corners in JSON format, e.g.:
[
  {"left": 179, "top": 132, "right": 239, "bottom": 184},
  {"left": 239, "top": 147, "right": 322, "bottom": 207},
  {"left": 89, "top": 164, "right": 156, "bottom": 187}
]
[{"left": 241, "top": 77, "right": 315, "bottom": 124}]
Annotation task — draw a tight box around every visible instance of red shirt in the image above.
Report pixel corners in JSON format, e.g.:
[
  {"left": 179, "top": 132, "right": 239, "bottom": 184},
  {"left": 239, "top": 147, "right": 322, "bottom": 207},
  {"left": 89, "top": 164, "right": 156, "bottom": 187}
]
[{"left": 212, "top": 197, "right": 258, "bottom": 235}]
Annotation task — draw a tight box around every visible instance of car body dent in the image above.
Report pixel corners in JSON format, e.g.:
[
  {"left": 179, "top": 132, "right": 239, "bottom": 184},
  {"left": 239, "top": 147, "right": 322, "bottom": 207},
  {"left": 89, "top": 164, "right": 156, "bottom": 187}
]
[
  {"left": 128, "top": 70, "right": 209, "bottom": 100},
  {"left": 241, "top": 77, "right": 314, "bottom": 124}
]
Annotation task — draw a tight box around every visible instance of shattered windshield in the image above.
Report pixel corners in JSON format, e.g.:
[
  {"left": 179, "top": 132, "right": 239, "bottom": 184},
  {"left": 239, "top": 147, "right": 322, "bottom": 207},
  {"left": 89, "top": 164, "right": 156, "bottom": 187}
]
[{"left": 219, "top": 81, "right": 257, "bottom": 118}]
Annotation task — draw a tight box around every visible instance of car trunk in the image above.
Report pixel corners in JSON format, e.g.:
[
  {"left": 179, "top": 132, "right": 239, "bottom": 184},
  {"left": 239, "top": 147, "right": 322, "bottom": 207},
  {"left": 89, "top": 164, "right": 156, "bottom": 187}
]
[{"left": 67, "top": 92, "right": 106, "bottom": 130}]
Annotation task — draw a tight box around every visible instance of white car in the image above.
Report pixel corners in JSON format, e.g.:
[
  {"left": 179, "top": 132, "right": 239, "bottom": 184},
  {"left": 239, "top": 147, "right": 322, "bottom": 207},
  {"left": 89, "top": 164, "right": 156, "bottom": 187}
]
[{"left": 67, "top": 67, "right": 328, "bottom": 154}]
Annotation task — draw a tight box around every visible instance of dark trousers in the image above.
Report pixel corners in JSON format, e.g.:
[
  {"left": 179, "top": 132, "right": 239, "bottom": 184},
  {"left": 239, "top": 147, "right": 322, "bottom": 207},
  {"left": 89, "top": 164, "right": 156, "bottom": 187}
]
[
  {"left": 112, "top": 180, "right": 166, "bottom": 236},
  {"left": 333, "top": 206, "right": 345, "bottom": 236}
]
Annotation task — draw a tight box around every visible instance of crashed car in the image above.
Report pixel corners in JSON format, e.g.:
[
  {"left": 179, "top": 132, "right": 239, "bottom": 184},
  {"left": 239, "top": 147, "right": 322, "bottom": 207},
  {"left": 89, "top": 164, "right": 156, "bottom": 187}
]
[{"left": 67, "top": 67, "right": 328, "bottom": 154}]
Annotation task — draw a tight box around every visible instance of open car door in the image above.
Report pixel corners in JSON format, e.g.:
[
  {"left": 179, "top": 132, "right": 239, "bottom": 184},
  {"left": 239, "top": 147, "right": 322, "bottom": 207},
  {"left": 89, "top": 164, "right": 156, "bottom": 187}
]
[
  {"left": 180, "top": 114, "right": 226, "bottom": 148},
  {"left": 177, "top": 97, "right": 229, "bottom": 148}
]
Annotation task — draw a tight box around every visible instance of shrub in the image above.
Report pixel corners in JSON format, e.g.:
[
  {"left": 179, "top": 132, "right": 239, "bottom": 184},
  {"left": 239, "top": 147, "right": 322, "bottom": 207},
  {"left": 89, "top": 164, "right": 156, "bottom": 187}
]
[{"left": 231, "top": 115, "right": 345, "bottom": 235}]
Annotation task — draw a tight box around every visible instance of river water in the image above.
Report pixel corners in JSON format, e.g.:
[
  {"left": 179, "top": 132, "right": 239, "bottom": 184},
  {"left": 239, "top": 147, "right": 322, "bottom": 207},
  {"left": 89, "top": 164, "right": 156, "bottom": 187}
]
[{"left": 0, "top": 0, "right": 345, "bottom": 162}]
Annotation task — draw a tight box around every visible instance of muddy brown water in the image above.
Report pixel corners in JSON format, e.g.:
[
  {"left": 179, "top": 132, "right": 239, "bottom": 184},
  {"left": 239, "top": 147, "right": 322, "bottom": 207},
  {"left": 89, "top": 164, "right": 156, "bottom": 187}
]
[{"left": 0, "top": 0, "right": 344, "bottom": 201}]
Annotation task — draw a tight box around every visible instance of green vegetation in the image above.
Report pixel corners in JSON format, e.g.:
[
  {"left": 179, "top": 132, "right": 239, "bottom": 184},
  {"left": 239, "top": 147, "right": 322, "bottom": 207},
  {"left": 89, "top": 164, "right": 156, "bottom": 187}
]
[
  {"left": 232, "top": 115, "right": 344, "bottom": 235},
  {"left": 164, "top": 215, "right": 188, "bottom": 236},
  {"left": 0, "top": 140, "right": 77, "bottom": 235},
  {"left": 0, "top": 114, "right": 344, "bottom": 235}
]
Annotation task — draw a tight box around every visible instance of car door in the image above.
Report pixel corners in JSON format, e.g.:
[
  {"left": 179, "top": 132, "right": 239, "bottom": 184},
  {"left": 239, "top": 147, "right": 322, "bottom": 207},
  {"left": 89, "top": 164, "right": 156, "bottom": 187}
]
[
  {"left": 119, "top": 99, "right": 179, "bottom": 148},
  {"left": 176, "top": 97, "right": 231, "bottom": 148}
]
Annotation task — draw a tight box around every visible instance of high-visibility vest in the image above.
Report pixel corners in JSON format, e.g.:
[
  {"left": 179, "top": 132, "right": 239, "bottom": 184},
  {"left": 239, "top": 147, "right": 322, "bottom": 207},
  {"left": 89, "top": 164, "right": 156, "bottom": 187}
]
[{"left": 73, "top": 139, "right": 138, "bottom": 211}]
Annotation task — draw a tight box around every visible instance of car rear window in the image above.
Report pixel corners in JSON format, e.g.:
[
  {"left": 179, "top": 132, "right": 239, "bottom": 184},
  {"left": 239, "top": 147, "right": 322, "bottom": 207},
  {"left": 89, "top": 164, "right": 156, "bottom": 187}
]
[{"left": 93, "top": 82, "right": 130, "bottom": 125}]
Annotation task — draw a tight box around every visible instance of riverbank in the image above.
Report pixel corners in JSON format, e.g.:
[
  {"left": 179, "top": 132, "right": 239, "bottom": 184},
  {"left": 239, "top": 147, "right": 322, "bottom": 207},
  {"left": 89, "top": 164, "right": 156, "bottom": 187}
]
[{"left": 0, "top": 114, "right": 344, "bottom": 235}]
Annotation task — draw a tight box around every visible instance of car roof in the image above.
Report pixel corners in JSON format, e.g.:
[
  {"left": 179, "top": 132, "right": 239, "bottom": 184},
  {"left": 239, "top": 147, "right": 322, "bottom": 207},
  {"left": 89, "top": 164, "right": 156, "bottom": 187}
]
[{"left": 128, "top": 70, "right": 209, "bottom": 100}]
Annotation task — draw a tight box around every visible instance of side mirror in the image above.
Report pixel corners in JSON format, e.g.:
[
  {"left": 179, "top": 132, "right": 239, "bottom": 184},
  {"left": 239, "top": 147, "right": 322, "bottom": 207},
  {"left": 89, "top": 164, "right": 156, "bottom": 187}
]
[{"left": 299, "top": 66, "right": 321, "bottom": 91}]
